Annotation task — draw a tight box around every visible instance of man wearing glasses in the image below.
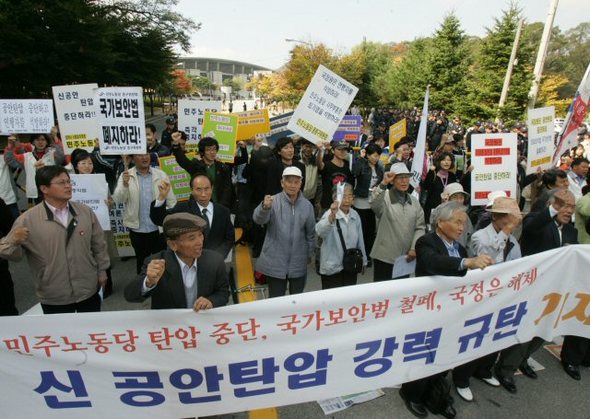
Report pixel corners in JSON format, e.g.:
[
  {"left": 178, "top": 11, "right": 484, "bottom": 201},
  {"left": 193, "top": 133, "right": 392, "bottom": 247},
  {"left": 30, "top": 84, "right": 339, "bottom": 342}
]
[{"left": 0, "top": 166, "right": 110, "bottom": 314}]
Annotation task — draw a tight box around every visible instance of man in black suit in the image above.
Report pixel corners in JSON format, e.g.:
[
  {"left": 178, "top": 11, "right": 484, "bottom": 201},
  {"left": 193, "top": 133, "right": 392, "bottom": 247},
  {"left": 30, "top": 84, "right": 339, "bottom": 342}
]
[
  {"left": 151, "top": 173, "right": 234, "bottom": 259},
  {"left": 400, "top": 202, "right": 492, "bottom": 418},
  {"left": 124, "top": 213, "right": 229, "bottom": 310},
  {"left": 495, "top": 189, "right": 582, "bottom": 384}
]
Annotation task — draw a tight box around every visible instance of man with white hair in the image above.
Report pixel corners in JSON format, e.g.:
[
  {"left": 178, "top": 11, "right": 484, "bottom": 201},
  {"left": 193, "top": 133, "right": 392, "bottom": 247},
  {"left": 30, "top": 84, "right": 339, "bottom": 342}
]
[
  {"left": 400, "top": 202, "right": 492, "bottom": 417},
  {"left": 253, "top": 166, "right": 315, "bottom": 298}
]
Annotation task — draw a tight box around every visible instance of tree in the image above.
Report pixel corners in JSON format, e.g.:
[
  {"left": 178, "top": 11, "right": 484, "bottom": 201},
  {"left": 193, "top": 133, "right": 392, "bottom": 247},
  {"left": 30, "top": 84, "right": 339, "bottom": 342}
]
[
  {"left": 282, "top": 43, "right": 336, "bottom": 99},
  {"left": 0, "top": 0, "right": 199, "bottom": 97},
  {"left": 537, "top": 73, "right": 571, "bottom": 116},
  {"left": 191, "top": 75, "right": 215, "bottom": 95},
  {"left": 461, "top": 4, "right": 534, "bottom": 122},
  {"left": 373, "top": 38, "right": 431, "bottom": 108},
  {"left": 427, "top": 13, "right": 471, "bottom": 113}
]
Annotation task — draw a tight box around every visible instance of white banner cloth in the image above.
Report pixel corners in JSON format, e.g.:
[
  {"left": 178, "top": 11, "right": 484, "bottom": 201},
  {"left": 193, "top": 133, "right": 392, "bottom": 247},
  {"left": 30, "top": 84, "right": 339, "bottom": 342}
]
[{"left": 1, "top": 245, "right": 589, "bottom": 418}]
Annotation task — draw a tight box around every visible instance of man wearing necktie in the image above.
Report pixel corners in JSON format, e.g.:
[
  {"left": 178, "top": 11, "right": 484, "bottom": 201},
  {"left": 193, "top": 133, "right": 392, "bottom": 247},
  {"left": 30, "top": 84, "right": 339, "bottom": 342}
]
[
  {"left": 151, "top": 174, "right": 234, "bottom": 259},
  {"left": 124, "top": 213, "right": 229, "bottom": 310},
  {"left": 399, "top": 202, "right": 493, "bottom": 418}
]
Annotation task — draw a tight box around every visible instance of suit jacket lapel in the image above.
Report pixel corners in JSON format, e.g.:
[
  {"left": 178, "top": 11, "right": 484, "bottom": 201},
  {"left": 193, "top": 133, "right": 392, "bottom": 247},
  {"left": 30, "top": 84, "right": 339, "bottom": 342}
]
[{"left": 165, "top": 250, "right": 187, "bottom": 308}]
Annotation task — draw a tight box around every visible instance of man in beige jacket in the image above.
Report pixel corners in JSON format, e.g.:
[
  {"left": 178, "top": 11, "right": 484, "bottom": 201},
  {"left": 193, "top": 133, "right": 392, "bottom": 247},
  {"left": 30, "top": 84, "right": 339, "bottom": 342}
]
[
  {"left": 370, "top": 162, "right": 426, "bottom": 281},
  {"left": 0, "top": 166, "right": 110, "bottom": 314}
]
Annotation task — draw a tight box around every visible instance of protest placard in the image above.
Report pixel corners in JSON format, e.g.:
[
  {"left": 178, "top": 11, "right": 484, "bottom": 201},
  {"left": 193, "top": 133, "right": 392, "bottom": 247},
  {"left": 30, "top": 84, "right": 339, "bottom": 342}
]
[
  {"left": 332, "top": 115, "right": 362, "bottom": 142},
  {"left": 0, "top": 99, "right": 54, "bottom": 134},
  {"left": 52, "top": 84, "right": 99, "bottom": 154},
  {"left": 1, "top": 245, "right": 589, "bottom": 417},
  {"left": 265, "top": 111, "right": 294, "bottom": 148},
  {"left": 70, "top": 174, "right": 110, "bottom": 230},
  {"left": 158, "top": 154, "right": 195, "bottom": 201},
  {"left": 202, "top": 112, "right": 238, "bottom": 163},
  {"left": 470, "top": 133, "right": 518, "bottom": 206},
  {"left": 95, "top": 87, "right": 146, "bottom": 155},
  {"left": 177, "top": 99, "right": 222, "bottom": 153},
  {"left": 287, "top": 65, "right": 358, "bottom": 145},
  {"left": 235, "top": 109, "right": 271, "bottom": 140},
  {"left": 109, "top": 202, "right": 135, "bottom": 257},
  {"left": 389, "top": 118, "right": 406, "bottom": 150},
  {"left": 526, "top": 106, "right": 555, "bottom": 174}
]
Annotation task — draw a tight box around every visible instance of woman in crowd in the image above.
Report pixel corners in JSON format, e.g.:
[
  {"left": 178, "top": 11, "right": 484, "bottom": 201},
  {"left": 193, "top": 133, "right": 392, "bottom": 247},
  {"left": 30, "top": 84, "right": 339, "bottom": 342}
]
[
  {"left": 4, "top": 133, "right": 65, "bottom": 201},
  {"left": 352, "top": 143, "right": 383, "bottom": 264},
  {"left": 420, "top": 151, "right": 457, "bottom": 222},
  {"left": 316, "top": 183, "right": 366, "bottom": 289}
]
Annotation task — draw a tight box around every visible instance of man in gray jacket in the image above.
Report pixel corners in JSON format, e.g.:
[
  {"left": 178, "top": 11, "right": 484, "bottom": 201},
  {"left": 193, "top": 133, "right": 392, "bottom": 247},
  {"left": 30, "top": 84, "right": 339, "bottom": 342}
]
[
  {"left": 0, "top": 166, "right": 110, "bottom": 314},
  {"left": 253, "top": 166, "right": 315, "bottom": 298}
]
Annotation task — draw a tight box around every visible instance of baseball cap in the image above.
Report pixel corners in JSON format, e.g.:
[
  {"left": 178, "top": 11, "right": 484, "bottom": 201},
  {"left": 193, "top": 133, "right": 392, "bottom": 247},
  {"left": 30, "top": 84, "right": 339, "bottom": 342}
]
[
  {"left": 282, "top": 166, "right": 302, "bottom": 178},
  {"left": 389, "top": 162, "right": 411, "bottom": 177}
]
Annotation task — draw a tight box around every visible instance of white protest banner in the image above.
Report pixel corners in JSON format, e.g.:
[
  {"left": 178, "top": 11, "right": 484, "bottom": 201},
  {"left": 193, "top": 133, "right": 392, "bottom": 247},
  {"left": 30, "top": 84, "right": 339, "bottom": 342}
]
[
  {"left": 470, "top": 133, "right": 518, "bottom": 206},
  {"left": 0, "top": 99, "right": 54, "bottom": 134},
  {"left": 70, "top": 174, "right": 110, "bottom": 230},
  {"left": 287, "top": 65, "right": 358, "bottom": 145},
  {"left": 1, "top": 245, "right": 590, "bottom": 418},
  {"left": 109, "top": 202, "right": 135, "bottom": 257},
  {"left": 177, "top": 99, "right": 222, "bottom": 153},
  {"left": 553, "top": 62, "right": 590, "bottom": 164},
  {"left": 52, "top": 84, "right": 99, "bottom": 154},
  {"left": 95, "top": 87, "right": 146, "bottom": 155},
  {"left": 526, "top": 106, "right": 555, "bottom": 174},
  {"left": 410, "top": 87, "right": 429, "bottom": 188}
]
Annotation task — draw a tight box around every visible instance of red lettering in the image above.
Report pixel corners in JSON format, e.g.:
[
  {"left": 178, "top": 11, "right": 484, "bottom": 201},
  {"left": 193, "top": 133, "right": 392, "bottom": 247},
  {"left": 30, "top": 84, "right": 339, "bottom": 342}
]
[
  {"left": 485, "top": 138, "right": 503, "bottom": 146},
  {"left": 485, "top": 157, "right": 503, "bottom": 165}
]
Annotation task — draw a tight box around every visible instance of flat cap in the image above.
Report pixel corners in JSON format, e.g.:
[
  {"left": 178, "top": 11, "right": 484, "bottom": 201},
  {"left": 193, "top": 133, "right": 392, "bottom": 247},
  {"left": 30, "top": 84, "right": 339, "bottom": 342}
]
[{"left": 163, "top": 213, "right": 206, "bottom": 239}]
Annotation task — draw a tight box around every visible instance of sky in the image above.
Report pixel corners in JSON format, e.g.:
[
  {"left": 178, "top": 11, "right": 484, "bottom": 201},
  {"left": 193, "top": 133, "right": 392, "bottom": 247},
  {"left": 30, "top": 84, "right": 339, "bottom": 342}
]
[{"left": 175, "top": 0, "right": 589, "bottom": 70}]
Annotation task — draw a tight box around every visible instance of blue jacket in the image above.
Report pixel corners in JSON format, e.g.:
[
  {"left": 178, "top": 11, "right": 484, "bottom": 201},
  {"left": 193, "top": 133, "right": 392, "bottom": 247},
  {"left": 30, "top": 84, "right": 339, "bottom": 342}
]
[{"left": 253, "top": 191, "right": 316, "bottom": 278}]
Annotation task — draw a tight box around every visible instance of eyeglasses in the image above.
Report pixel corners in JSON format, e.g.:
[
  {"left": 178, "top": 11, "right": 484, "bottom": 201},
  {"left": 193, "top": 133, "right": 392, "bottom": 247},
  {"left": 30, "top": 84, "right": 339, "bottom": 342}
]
[{"left": 50, "top": 179, "right": 72, "bottom": 186}]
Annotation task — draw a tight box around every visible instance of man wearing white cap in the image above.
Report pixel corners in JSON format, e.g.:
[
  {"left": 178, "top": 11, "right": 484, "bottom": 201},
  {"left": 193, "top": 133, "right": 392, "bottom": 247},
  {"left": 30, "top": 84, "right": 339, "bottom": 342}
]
[
  {"left": 253, "top": 166, "right": 316, "bottom": 298},
  {"left": 453, "top": 197, "right": 522, "bottom": 401},
  {"left": 370, "top": 162, "right": 426, "bottom": 281}
]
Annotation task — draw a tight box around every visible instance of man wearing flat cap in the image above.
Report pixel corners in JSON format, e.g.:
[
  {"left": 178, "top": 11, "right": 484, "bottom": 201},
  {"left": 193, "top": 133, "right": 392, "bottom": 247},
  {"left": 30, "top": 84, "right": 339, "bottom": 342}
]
[{"left": 124, "top": 213, "right": 229, "bottom": 310}]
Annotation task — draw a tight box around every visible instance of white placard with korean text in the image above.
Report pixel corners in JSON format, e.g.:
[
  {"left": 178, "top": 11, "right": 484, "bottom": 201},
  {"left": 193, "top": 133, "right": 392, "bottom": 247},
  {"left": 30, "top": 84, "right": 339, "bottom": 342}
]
[
  {"left": 526, "top": 106, "right": 555, "bottom": 174},
  {"left": 177, "top": 100, "right": 221, "bottom": 153},
  {"left": 470, "top": 133, "right": 518, "bottom": 206},
  {"left": 1, "top": 245, "right": 589, "bottom": 418},
  {"left": 287, "top": 65, "right": 358, "bottom": 145},
  {"left": 70, "top": 174, "right": 110, "bottom": 231},
  {"left": 95, "top": 87, "right": 146, "bottom": 155},
  {"left": 52, "top": 84, "right": 99, "bottom": 154},
  {"left": 109, "top": 202, "right": 135, "bottom": 257},
  {"left": 0, "top": 99, "right": 54, "bottom": 134}
]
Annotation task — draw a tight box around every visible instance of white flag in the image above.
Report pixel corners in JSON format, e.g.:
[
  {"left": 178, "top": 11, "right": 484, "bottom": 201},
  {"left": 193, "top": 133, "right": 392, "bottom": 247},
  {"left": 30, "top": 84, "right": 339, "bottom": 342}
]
[{"left": 410, "top": 86, "right": 430, "bottom": 188}]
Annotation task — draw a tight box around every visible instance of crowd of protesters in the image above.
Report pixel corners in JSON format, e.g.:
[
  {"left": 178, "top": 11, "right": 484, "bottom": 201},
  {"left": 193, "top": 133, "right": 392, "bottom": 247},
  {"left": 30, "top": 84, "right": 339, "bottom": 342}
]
[{"left": 1, "top": 105, "right": 590, "bottom": 418}]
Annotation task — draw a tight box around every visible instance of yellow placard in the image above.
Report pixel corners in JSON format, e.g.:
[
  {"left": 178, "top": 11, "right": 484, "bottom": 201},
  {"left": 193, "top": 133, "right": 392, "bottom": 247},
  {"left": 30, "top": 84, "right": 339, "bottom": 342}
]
[
  {"left": 389, "top": 119, "right": 406, "bottom": 150},
  {"left": 235, "top": 109, "right": 271, "bottom": 141}
]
